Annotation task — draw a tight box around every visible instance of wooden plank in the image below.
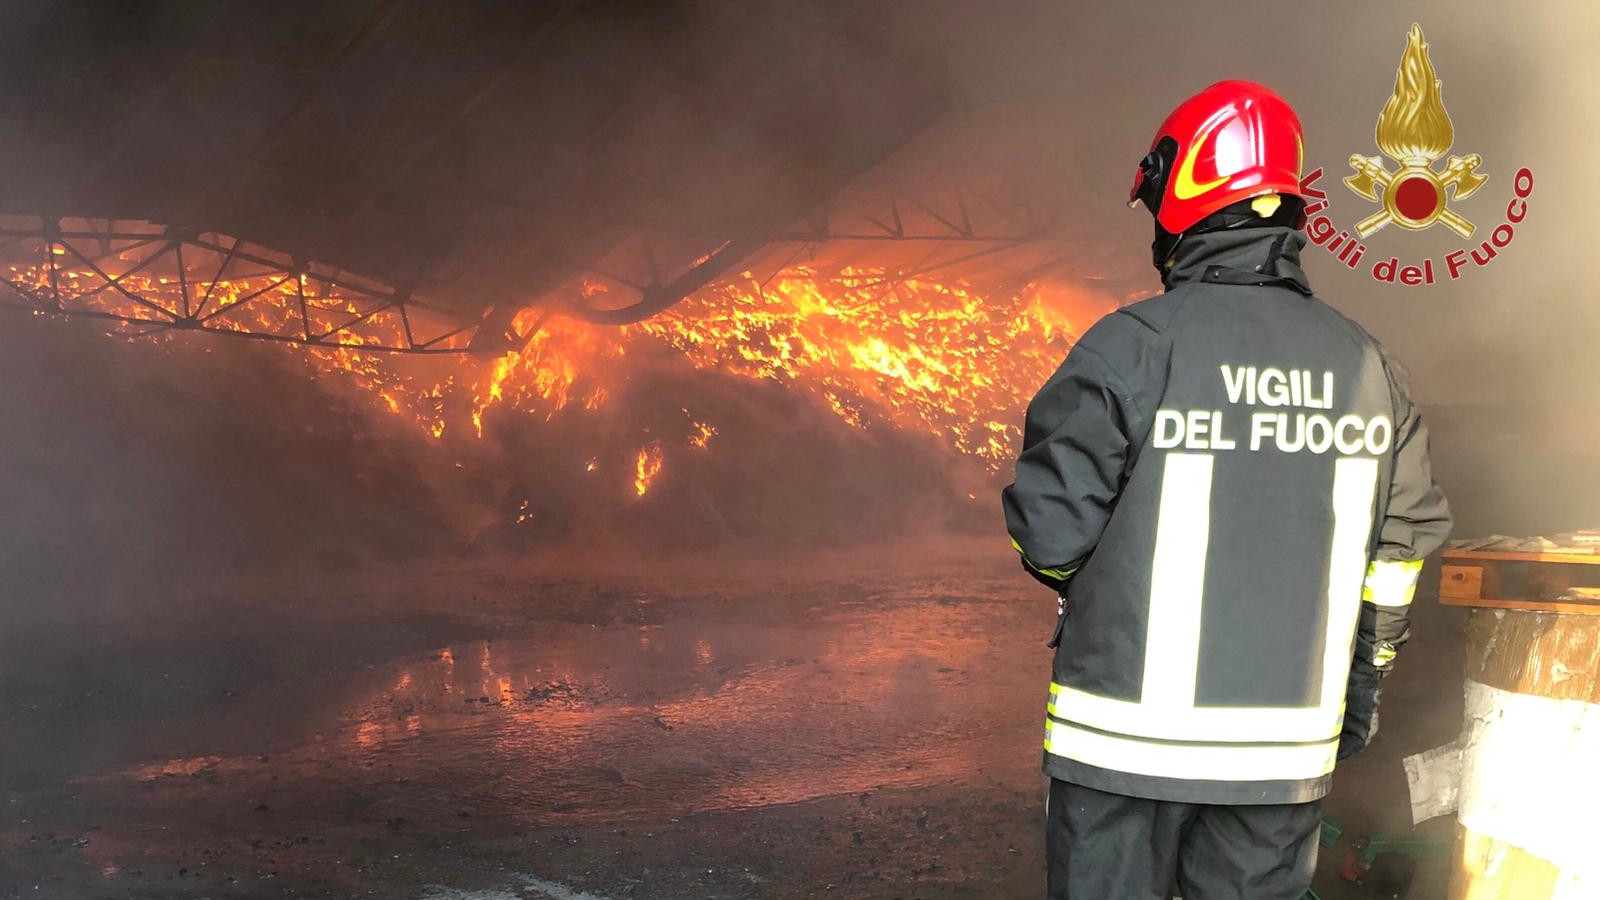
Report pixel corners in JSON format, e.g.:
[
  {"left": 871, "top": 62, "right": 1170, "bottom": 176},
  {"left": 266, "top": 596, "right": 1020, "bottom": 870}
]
[
  {"left": 1442, "top": 549, "right": 1600, "bottom": 565},
  {"left": 1439, "top": 595, "right": 1600, "bottom": 615},
  {"left": 1465, "top": 607, "right": 1600, "bottom": 700},
  {"left": 1438, "top": 550, "right": 1600, "bottom": 611},
  {"left": 1440, "top": 564, "right": 1484, "bottom": 602}
]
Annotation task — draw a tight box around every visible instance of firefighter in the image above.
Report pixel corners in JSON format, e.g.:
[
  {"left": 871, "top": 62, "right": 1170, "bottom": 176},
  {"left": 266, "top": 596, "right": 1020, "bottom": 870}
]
[{"left": 1001, "top": 80, "right": 1451, "bottom": 899}]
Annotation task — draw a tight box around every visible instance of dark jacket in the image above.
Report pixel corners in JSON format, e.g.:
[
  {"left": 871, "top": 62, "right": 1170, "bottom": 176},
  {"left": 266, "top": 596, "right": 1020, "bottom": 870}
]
[{"left": 1002, "top": 226, "right": 1451, "bottom": 804}]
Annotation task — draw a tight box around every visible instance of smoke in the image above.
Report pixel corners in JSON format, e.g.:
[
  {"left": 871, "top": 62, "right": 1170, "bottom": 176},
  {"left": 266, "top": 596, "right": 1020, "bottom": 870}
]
[
  {"left": 3, "top": 8, "right": 1595, "bottom": 868},
  {"left": 941, "top": 1, "right": 1600, "bottom": 536},
  {"left": 3, "top": 0, "right": 1597, "bottom": 605},
  {"left": 459, "top": 332, "right": 990, "bottom": 559},
  {"left": 0, "top": 314, "right": 460, "bottom": 613},
  {"left": 0, "top": 303, "right": 992, "bottom": 618}
]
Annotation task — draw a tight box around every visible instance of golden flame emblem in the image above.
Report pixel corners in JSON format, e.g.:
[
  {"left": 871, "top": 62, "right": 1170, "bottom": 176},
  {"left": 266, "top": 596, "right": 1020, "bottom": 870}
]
[{"left": 1344, "top": 24, "right": 1487, "bottom": 237}]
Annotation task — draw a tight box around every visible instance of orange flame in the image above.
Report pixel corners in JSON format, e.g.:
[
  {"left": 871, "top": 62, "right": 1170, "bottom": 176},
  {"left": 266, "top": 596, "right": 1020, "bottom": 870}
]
[
  {"left": 634, "top": 440, "right": 663, "bottom": 497},
  {"left": 685, "top": 414, "right": 716, "bottom": 450},
  {"left": 7, "top": 246, "right": 1118, "bottom": 493},
  {"left": 628, "top": 268, "right": 1096, "bottom": 466}
]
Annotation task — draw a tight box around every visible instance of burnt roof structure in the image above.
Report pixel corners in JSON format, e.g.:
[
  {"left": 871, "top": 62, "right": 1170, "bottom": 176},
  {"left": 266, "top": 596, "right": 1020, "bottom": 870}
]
[{"left": 0, "top": 1, "right": 1090, "bottom": 352}]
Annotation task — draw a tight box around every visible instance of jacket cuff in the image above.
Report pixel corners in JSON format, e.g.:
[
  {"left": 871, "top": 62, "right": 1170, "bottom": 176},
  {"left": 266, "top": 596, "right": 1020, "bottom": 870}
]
[{"left": 1011, "top": 537, "right": 1079, "bottom": 589}]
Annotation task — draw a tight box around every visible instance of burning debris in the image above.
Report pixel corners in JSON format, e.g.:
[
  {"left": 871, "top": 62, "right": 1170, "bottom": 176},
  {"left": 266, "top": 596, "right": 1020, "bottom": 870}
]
[
  {"left": 0, "top": 222, "right": 1118, "bottom": 505},
  {"left": 628, "top": 269, "right": 1099, "bottom": 469},
  {"left": 634, "top": 440, "right": 664, "bottom": 498}
]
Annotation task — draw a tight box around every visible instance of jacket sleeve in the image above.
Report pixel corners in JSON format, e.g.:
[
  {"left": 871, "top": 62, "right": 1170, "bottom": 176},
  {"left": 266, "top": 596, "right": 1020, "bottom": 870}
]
[
  {"left": 1001, "top": 328, "right": 1142, "bottom": 592},
  {"left": 1339, "top": 353, "right": 1452, "bottom": 759}
]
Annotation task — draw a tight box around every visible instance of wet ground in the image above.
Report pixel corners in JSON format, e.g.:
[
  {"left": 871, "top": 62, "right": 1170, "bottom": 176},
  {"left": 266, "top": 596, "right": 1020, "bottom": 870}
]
[{"left": 1, "top": 540, "right": 1459, "bottom": 898}]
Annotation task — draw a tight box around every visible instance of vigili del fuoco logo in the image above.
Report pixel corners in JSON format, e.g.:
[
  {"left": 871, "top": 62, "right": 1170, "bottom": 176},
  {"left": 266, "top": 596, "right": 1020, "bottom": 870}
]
[{"left": 1299, "top": 24, "right": 1533, "bottom": 286}]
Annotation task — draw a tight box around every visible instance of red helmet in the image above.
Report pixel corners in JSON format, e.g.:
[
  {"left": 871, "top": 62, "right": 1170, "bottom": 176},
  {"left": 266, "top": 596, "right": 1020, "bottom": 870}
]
[{"left": 1129, "top": 80, "right": 1305, "bottom": 235}]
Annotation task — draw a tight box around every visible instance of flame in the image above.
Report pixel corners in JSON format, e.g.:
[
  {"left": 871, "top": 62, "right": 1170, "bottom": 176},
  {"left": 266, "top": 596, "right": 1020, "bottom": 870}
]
[
  {"left": 6, "top": 240, "right": 1117, "bottom": 496},
  {"left": 1375, "top": 24, "right": 1454, "bottom": 164},
  {"left": 685, "top": 415, "right": 716, "bottom": 449},
  {"left": 628, "top": 268, "right": 1094, "bottom": 466},
  {"left": 634, "top": 440, "right": 663, "bottom": 497},
  {"left": 470, "top": 313, "right": 614, "bottom": 437},
  {"left": 688, "top": 423, "right": 715, "bottom": 449}
]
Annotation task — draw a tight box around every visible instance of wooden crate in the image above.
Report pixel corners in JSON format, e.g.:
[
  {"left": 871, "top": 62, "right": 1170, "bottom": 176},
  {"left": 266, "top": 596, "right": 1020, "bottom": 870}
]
[
  {"left": 1440, "top": 549, "right": 1600, "bottom": 615},
  {"left": 1444, "top": 575, "right": 1600, "bottom": 898}
]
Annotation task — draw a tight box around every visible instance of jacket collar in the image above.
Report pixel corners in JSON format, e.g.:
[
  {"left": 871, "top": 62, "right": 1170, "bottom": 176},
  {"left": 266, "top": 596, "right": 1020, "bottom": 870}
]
[{"left": 1160, "top": 226, "right": 1312, "bottom": 294}]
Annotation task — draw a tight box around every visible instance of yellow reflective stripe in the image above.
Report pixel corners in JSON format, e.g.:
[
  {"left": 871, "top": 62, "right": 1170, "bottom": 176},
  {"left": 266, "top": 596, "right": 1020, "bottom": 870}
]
[
  {"left": 1011, "top": 538, "right": 1078, "bottom": 581},
  {"left": 1362, "top": 558, "right": 1424, "bottom": 607},
  {"left": 1044, "top": 718, "right": 1339, "bottom": 781},
  {"left": 1048, "top": 681, "right": 1344, "bottom": 744}
]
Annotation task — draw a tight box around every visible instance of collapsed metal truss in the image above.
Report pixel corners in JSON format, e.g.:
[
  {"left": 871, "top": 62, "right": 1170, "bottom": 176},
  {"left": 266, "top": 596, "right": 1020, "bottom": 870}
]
[
  {"left": 562, "top": 188, "right": 1064, "bottom": 325},
  {"left": 0, "top": 216, "right": 481, "bottom": 354},
  {"left": 2, "top": 183, "right": 1067, "bottom": 347},
  {"left": 784, "top": 190, "right": 1060, "bottom": 244}
]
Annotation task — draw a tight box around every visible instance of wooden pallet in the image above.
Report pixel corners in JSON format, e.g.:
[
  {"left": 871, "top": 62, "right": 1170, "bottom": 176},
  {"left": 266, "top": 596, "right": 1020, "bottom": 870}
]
[{"left": 1440, "top": 549, "right": 1600, "bottom": 614}]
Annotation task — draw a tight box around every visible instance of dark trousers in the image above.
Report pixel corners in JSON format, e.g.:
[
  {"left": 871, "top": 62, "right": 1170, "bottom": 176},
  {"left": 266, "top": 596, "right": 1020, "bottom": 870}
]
[{"left": 1046, "top": 779, "right": 1321, "bottom": 900}]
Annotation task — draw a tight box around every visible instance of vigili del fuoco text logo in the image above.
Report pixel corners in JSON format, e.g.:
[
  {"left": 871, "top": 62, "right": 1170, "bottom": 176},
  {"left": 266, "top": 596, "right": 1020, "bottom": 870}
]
[{"left": 1300, "top": 24, "right": 1532, "bottom": 286}]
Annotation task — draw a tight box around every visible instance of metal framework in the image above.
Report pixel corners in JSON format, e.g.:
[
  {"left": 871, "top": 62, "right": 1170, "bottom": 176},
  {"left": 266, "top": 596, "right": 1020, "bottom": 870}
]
[
  {"left": 562, "top": 188, "right": 1065, "bottom": 325},
  {"left": 4, "top": 5, "right": 1075, "bottom": 355},
  {"left": 783, "top": 190, "right": 1060, "bottom": 244},
  {"left": 0, "top": 216, "right": 480, "bottom": 354},
  {"left": 559, "top": 235, "right": 766, "bottom": 326},
  {"left": 1, "top": 183, "right": 1068, "bottom": 347}
]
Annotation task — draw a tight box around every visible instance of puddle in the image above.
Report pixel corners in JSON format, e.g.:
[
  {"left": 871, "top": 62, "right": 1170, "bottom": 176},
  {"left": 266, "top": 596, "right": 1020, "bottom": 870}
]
[{"left": 91, "top": 594, "right": 1041, "bottom": 828}]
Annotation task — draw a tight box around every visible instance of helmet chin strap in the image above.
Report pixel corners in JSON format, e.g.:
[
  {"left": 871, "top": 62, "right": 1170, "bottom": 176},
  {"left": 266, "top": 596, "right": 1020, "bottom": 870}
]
[
  {"left": 1151, "top": 194, "right": 1307, "bottom": 274},
  {"left": 1152, "top": 228, "right": 1184, "bottom": 272}
]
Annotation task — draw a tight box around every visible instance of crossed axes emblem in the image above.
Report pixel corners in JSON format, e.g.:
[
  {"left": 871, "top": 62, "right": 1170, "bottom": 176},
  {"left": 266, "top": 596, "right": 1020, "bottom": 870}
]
[{"left": 1344, "top": 153, "right": 1488, "bottom": 238}]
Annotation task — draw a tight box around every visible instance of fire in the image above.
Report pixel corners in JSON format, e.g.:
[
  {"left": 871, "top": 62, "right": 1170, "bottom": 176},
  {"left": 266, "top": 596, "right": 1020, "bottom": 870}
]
[
  {"left": 688, "top": 421, "right": 716, "bottom": 449},
  {"left": 634, "top": 440, "right": 663, "bottom": 497},
  {"left": 683, "top": 409, "right": 716, "bottom": 449},
  {"left": 628, "top": 268, "right": 1095, "bottom": 466},
  {"left": 4, "top": 233, "right": 1119, "bottom": 495},
  {"left": 468, "top": 311, "right": 617, "bottom": 437}
]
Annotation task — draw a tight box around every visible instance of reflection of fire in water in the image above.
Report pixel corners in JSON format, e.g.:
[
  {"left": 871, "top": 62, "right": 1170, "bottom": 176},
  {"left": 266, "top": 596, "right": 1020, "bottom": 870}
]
[
  {"left": 5, "top": 244, "right": 1115, "bottom": 492},
  {"left": 288, "top": 596, "right": 1026, "bottom": 822}
]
